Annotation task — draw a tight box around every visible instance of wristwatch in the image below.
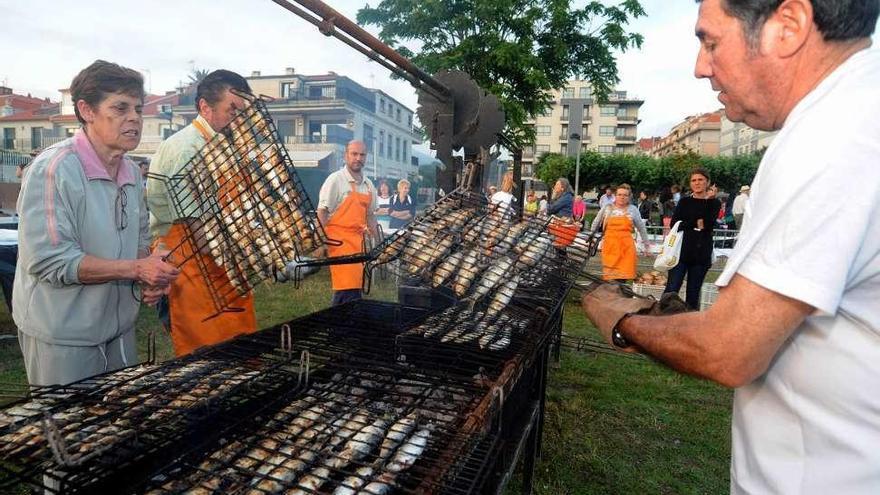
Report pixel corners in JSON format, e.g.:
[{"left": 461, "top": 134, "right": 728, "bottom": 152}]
[{"left": 611, "top": 316, "right": 631, "bottom": 348}]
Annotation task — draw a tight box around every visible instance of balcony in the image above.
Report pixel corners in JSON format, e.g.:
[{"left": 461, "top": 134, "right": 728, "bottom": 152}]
[
  {"left": 617, "top": 115, "right": 638, "bottom": 124},
  {"left": 1, "top": 136, "right": 68, "bottom": 152},
  {"left": 615, "top": 135, "right": 637, "bottom": 142}
]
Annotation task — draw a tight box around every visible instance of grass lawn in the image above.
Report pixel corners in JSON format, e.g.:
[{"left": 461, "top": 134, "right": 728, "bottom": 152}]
[{"left": 0, "top": 269, "right": 732, "bottom": 493}]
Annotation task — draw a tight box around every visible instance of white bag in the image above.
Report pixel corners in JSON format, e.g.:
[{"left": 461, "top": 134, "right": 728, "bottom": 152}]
[{"left": 653, "top": 221, "right": 683, "bottom": 272}]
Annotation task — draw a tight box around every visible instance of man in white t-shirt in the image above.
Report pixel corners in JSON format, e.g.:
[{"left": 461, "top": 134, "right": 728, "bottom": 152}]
[
  {"left": 731, "top": 185, "right": 749, "bottom": 229},
  {"left": 581, "top": 1, "right": 880, "bottom": 493},
  {"left": 598, "top": 186, "right": 615, "bottom": 209}
]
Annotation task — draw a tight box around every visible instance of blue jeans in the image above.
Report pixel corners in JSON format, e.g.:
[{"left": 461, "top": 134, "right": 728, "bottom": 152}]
[
  {"left": 664, "top": 262, "right": 711, "bottom": 310},
  {"left": 331, "top": 289, "right": 363, "bottom": 306}
]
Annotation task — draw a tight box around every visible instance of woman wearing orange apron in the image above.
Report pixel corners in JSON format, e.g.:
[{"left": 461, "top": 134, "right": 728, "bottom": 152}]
[
  {"left": 590, "top": 184, "right": 651, "bottom": 282},
  {"left": 154, "top": 118, "right": 257, "bottom": 356}
]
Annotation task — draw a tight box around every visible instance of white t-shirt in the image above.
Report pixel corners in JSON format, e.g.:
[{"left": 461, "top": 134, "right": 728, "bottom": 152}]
[
  {"left": 490, "top": 190, "right": 515, "bottom": 206},
  {"left": 317, "top": 167, "right": 377, "bottom": 217},
  {"left": 731, "top": 193, "right": 748, "bottom": 215},
  {"left": 715, "top": 48, "right": 880, "bottom": 495}
]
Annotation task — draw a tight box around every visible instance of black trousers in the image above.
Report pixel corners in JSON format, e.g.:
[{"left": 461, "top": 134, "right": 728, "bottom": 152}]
[{"left": 664, "top": 261, "right": 711, "bottom": 310}]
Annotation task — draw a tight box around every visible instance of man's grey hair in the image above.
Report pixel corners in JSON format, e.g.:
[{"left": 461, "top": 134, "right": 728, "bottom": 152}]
[{"left": 697, "top": 0, "right": 879, "bottom": 47}]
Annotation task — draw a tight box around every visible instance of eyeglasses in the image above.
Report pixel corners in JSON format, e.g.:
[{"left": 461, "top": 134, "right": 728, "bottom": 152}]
[{"left": 115, "top": 187, "right": 128, "bottom": 231}]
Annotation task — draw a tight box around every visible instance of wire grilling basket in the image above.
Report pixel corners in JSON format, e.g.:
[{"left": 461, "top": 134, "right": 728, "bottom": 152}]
[
  {"left": 0, "top": 300, "right": 554, "bottom": 494},
  {"left": 368, "top": 187, "right": 603, "bottom": 325},
  {"left": 148, "top": 92, "right": 336, "bottom": 317}
]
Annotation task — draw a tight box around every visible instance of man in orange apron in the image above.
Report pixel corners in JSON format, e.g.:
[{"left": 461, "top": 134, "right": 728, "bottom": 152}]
[
  {"left": 317, "top": 140, "right": 378, "bottom": 306},
  {"left": 145, "top": 70, "right": 258, "bottom": 356}
]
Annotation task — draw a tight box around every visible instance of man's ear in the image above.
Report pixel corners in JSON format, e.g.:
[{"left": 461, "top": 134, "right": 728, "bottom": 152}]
[{"left": 761, "top": 0, "right": 813, "bottom": 58}]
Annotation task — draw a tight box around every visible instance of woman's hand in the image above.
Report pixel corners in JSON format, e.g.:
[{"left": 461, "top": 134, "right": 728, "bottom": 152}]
[{"left": 135, "top": 250, "right": 180, "bottom": 287}]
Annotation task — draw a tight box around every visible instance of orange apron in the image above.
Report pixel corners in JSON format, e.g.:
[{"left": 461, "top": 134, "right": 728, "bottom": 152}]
[
  {"left": 601, "top": 214, "right": 637, "bottom": 281},
  {"left": 325, "top": 182, "right": 371, "bottom": 290},
  {"left": 156, "top": 120, "right": 257, "bottom": 356}
]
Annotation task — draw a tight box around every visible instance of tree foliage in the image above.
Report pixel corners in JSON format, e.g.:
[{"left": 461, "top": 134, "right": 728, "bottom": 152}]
[
  {"left": 535, "top": 151, "right": 762, "bottom": 194},
  {"left": 357, "top": 0, "right": 645, "bottom": 146}
]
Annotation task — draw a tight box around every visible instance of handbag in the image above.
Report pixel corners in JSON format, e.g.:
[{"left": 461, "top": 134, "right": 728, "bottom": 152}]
[{"left": 653, "top": 220, "right": 683, "bottom": 272}]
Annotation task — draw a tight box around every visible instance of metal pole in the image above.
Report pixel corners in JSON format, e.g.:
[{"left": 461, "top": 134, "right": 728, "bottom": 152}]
[{"left": 571, "top": 133, "right": 581, "bottom": 196}]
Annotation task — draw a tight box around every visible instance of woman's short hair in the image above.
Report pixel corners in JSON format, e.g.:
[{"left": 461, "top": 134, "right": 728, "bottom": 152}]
[
  {"left": 70, "top": 60, "right": 145, "bottom": 125},
  {"left": 616, "top": 183, "right": 632, "bottom": 193},
  {"left": 690, "top": 167, "right": 710, "bottom": 182},
  {"left": 397, "top": 179, "right": 411, "bottom": 188}
]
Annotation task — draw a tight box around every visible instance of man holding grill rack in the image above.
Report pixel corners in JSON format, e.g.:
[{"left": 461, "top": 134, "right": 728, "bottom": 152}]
[
  {"left": 317, "top": 140, "right": 379, "bottom": 306},
  {"left": 582, "top": 0, "right": 880, "bottom": 493},
  {"left": 146, "top": 70, "right": 260, "bottom": 357}
]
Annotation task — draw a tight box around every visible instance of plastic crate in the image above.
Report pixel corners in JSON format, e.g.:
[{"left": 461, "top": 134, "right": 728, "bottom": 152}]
[{"left": 632, "top": 282, "right": 718, "bottom": 311}]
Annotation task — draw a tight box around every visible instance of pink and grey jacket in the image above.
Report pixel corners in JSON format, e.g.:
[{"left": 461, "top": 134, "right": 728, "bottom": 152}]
[{"left": 13, "top": 130, "right": 150, "bottom": 346}]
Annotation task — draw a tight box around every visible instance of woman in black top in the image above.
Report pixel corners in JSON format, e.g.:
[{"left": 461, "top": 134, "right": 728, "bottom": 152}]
[{"left": 663, "top": 168, "right": 721, "bottom": 309}]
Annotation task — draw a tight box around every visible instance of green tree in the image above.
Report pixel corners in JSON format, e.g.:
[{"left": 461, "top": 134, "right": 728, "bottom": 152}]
[
  {"left": 536, "top": 151, "right": 762, "bottom": 196},
  {"left": 357, "top": 0, "right": 645, "bottom": 146}
]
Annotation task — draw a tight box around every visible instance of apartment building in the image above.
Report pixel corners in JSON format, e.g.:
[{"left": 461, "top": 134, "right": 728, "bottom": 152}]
[
  {"left": 719, "top": 111, "right": 777, "bottom": 156},
  {"left": 522, "top": 82, "right": 643, "bottom": 179},
  {"left": 170, "top": 68, "right": 420, "bottom": 199},
  {"left": 650, "top": 110, "right": 722, "bottom": 157},
  {"left": 0, "top": 87, "right": 185, "bottom": 183}
]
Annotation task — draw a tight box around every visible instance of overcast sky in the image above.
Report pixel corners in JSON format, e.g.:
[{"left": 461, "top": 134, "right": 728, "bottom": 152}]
[{"left": 2, "top": 1, "right": 874, "bottom": 140}]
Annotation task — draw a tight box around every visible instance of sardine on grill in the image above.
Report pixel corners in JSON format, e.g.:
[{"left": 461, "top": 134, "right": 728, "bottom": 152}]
[
  {"left": 386, "top": 427, "right": 431, "bottom": 473},
  {"left": 452, "top": 249, "right": 482, "bottom": 297}
]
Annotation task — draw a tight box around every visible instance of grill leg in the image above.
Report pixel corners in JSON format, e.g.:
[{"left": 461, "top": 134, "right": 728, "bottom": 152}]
[
  {"left": 551, "top": 305, "right": 564, "bottom": 365},
  {"left": 520, "top": 407, "right": 540, "bottom": 495},
  {"left": 535, "top": 341, "right": 550, "bottom": 461}
]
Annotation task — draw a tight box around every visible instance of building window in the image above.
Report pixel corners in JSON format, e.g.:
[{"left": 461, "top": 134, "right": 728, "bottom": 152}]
[
  {"left": 615, "top": 146, "right": 627, "bottom": 154},
  {"left": 387, "top": 132, "right": 393, "bottom": 157},
  {"left": 403, "top": 143, "right": 407, "bottom": 163},
  {"left": 541, "top": 107, "right": 553, "bottom": 117},
  {"left": 581, "top": 124, "right": 588, "bottom": 137},
  {"left": 407, "top": 114, "right": 412, "bottom": 127},
  {"left": 600, "top": 105, "right": 616, "bottom": 116},
  {"left": 615, "top": 127, "right": 627, "bottom": 137},
  {"left": 380, "top": 99, "right": 386, "bottom": 114},
  {"left": 562, "top": 105, "right": 570, "bottom": 119},
  {"left": 281, "top": 82, "right": 297, "bottom": 99},
  {"left": 363, "top": 124, "right": 374, "bottom": 152},
  {"left": 561, "top": 124, "right": 568, "bottom": 139},
  {"left": 536, "top": 144, "right": 550, "bottom": 155},
  {"left": 598, "top": 145, "right": 614, "bottom": 153},
  {"left": 535, "top": 125, "right": 551, "bottom": 136},
  {"left": 617, "top": 107, "right": 628, "bottom": 118},
  {"left": 396, "top": 108, "right": 401, "bottom": 122},
  {"left": 578, "top": 87, "right": 591, "bottom": 99},
  {"left": 562, "top": 87, "right": 574, "bottom": 99},
  {"left": 600, "top": 126, "right": 615, "bottom": 136},
  {"left": 395, "top": 137, "right": 401, "bottom": 161},
  {"left": 583, "top": 105, "right": 591, "bottom": 117},
  {"left": 560, "top": 144, "right": 568, "bottom": 153},
  {"left": 379, "top": 130, "right": 385, "bottom": 157}
]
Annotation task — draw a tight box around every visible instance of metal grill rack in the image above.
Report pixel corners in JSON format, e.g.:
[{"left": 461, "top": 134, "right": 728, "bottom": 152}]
[
  {"left": 148, "top": 92, "right": 334, "bottom": 317},
  {"left": 0, "top": 300, "right": 557, "bottom": 494}
]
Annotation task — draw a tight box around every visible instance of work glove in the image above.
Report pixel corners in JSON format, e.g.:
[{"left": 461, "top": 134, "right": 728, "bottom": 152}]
[
  {"left": 275, "top": 258, "right": 320, "bottom": 283},
  {"left": 582, "top": 285, "right": 692, "bottom": 349},
  {"left": 581, "top": 284, "right": 657, "bottom": 349}
]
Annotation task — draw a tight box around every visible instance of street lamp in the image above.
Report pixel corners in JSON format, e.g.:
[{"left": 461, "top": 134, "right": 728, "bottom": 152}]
[{"left": 570, "top": 132, "right": 581, "bottom": 195}]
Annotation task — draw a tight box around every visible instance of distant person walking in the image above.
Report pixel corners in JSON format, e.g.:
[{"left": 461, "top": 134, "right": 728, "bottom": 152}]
[
  {"left": 732, "top": 185, "right": 750, "bottom": 230},
  {"left": 663, "top": 168, "right": 721, "bottom": 309},
  {"left": 591, "top": 184, "right": 650, "bottom": 282},
  {"left": 598, "top": 186, "right": 615, "bottom": 209}
]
